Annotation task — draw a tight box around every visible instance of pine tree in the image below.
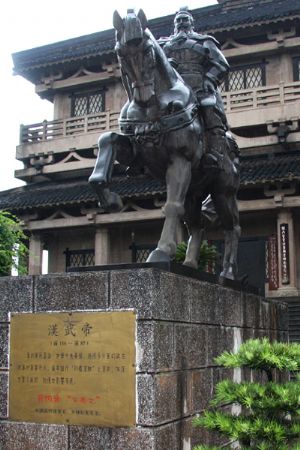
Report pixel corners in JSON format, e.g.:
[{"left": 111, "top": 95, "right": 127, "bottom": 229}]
[{"left": 193, "top": 338, "right": 300, "bottom": 450}]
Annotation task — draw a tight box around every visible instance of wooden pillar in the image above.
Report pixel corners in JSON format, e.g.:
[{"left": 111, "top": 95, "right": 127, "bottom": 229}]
[
  {"left": 277, "top": 209, "right": 297, "bottom": 294},
  {"left": 28, "top": 233, "right": 43, "bottom": 275},
  {"left": 94, "top": 227, "right": 110, "bottom": 265}
]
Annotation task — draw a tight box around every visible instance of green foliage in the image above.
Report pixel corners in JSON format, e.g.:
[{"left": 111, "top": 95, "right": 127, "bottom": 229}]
[
  {"left": 175, "top": 240, "right": 219, "bottom": 271},
  {"left": 216, "top": 338, "right": 300, "bottom": 374},
  {"left": 210, "top": 379, "right": 300, "bottom": 415},
  {"left": 0, "top": 211, "right": 28, "bottom": 276},
  {"left": 193, "top": 338, "right": 300, "bottom": 449}
]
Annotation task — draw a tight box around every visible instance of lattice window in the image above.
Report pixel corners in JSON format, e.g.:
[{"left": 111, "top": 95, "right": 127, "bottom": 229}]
[
  {"left": 71, "top": 91, "right": 105, "bottom": 117},
  {"left": 65, "top": 249, "right": 95, "bottom": 270},
  {"left": 220, "top": 63, "right": 265, "bottom": 92},
  {"left": 130, "top": 244, "right": 155, "bottom": 263},
  {"left": 229, "top": 69, "right": 244, "bottom": 91},
  {"left": 135, "top": 249, "right": 152, "bottom": 263},
  {"left": 73, "top": 96, "right": 87, "bottom": 116},
  {"left": 245, "top": 66, "right": 263, "bottom": 88}
]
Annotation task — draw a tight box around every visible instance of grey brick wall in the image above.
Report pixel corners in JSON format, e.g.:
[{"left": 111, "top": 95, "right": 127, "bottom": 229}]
[{"left": 0, "top": 268, "right": 288, "bottom": 450}]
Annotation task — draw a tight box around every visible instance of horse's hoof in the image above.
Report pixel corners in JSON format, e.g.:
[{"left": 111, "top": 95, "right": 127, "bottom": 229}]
[
  {"left": 106, "top": 192, "right": 123, "bottom": 212},
  {"left": 220, "top": 267, "right": 235, "bottom": 281},
  {"left": 146, "top": 248, "right": 170, "bottom": 263},
  {"left": 93, "top": 187, "right": 123, "bottom": 212},
  {"left": 183, "top": 259, "right": 198, "bottom": 270}
]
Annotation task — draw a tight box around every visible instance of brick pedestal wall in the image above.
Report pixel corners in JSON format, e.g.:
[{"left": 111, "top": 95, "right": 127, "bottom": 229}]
[{"left": 0, "top": 268, "right": 288, "bottom": 450}]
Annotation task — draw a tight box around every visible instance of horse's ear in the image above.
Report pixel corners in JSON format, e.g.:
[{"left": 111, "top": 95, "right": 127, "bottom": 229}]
[
  {"left": 137, "top": 9, "right": 148, "bottom": 30},
  {"left": 113, "top": 10, "right": 123, "bottom": 32}
]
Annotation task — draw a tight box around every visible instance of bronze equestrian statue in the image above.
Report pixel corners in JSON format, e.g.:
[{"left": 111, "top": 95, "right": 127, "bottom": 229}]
[
  {"left": 89, "top": 8, "right": 241, "bottom": 280},
  {"left": 159, "top": 7, "right": 231, "bottom": 171}
]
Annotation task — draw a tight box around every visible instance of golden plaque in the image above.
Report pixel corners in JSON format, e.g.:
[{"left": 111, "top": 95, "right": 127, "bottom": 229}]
[{"left": 9, "top": 311, "right": 136, "bottom": 427}]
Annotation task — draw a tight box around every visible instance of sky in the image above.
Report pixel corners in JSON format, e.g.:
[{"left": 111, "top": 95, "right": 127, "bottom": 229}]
[{"left": 0, "top": 0, "right": 216, "bottom": 192}]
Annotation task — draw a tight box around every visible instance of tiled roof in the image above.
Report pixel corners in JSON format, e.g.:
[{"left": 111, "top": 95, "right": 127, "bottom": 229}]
[
  {"left": 0, "top": 177, "right": 166, "bottom": 212},
  {"left": 241, "top": 151, "right": 300, "bottom": 185},
  {"left": 12, "top": 0, "right": 300, "bottom": 73},
  {"left": 1, "top": 151, "right": 300, "bottom": 212},
  {"left": 198, "top": 0, "right": 300, "bottom": 32}
]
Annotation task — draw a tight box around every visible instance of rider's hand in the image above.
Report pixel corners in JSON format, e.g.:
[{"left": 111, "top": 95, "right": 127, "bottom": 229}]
[{"left": 203, "top": 78, "right": 216, "bottom": 93}]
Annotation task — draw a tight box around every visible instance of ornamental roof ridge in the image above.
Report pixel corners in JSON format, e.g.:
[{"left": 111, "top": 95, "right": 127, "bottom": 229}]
[{"left": 12, "top": 0, "right": 299, "bottom": 76}]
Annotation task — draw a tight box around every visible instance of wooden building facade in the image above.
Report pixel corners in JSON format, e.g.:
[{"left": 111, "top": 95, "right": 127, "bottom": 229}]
[{"left": 1, "top": 0, "right": 300, "bottom": 336}]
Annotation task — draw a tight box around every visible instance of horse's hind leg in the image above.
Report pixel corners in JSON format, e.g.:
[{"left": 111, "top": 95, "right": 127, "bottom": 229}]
[
  {"left": 89, "top": 132, "right": 132, "bottom": 212},
  {"left": 212, "top": 193, "right": 241, "bottom": 280},
  {"left": 147, "top": 156, "right": 191, "bottom": 262},
  {"left": 184, "top": 195, "right": 219, "bottom": 269},
  {"left": 183, "top": 198, "right": 204, "bottom": 269},
  {"left": 221, "top": 222, "right": 241, "bottom": 280},
  {"left": 184, "top": 228, "right": 204, "bottom": 269}
]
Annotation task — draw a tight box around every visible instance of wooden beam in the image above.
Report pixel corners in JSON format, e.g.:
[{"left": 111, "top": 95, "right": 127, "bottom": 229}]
[
  {"left": 239, "top": 196, "right": 300, "bottom": 211},
  {"left": 25, "top": 209, "right": 164, "bottom": 231},
  {"left": 35, "top": 69, "right": 121, "bottom": 94},
  {"left": 23, "top": 196, "right": 300, "bottom": 231}
]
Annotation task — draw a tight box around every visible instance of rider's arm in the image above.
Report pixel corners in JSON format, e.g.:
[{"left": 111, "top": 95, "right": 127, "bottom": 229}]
[{"left": 203, "top": 39, "right": 229, "bottom": 88}]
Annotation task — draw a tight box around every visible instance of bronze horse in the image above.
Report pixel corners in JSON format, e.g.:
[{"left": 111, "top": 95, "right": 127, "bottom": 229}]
[{"left": 89, "top": 9, "right": 240, "bottom": 280}]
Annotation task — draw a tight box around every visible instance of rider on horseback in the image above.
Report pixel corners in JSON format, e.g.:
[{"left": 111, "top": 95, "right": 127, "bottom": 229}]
[
  {"left": 159, "top": 7, "right": 234, "bottom": 170},
  {"left": 89, "top": 8, "right": 240, "bottom": 279}
]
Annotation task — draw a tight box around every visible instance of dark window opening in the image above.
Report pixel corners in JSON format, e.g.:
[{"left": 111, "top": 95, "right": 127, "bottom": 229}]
[
  {"left": 232, "top": 124, "right": 268, "bottom": 138},
  {"left": 293, "top": 57, "right": 300, "bottom": 81}
]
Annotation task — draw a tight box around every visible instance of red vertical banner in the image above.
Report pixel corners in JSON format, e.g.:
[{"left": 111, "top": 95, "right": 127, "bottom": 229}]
[
  {"left": 280, "top": 223, "right": 290, "bottom": 285},
  {"left": 268, "top": 235, "right": 279, "bottom": 290}
]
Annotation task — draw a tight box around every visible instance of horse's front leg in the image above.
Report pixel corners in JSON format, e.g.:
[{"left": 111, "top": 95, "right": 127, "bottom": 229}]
[
  {"left": 89, "top": 132, "right": 133, "bottom": 212},
  {"left": 147, "top": 156, "right": 191, "bottom": 262}
]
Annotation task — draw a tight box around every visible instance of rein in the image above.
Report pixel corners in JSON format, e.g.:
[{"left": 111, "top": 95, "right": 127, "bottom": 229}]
[{"left": 119, "top": 103, "right": 198, "bottom": 137}]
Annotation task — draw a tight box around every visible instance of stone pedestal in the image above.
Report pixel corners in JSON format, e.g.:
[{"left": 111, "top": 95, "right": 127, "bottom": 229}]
[{"left": 0, "top": 268, "right": 288, "bottom": 450}]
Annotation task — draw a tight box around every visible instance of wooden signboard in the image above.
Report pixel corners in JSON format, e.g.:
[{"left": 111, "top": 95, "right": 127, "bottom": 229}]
[
  {"left": 268, "top": 235, "right": 279, "bottom": 290},
  {"left": 9, "top": 311, "right": 136, "bottom": 427},
  {"left": 280, "top": 223, "right": 290, "bottom": 285}
]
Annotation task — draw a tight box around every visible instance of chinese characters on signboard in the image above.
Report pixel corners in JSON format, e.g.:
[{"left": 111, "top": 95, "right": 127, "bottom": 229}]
[
  {"left": 267, "top": 235, "right": 279, "bottom": 290},
  {"left": 9, "top": 311, "right": 136, "bottom": 426},
  {"left": 280, "top": 223, "right": 290, "bottom": 285}
]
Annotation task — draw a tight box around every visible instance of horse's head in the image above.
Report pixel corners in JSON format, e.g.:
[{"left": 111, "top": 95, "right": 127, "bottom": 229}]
[{"left": 113, "top": 9, "right": 157, "bottom": 103}]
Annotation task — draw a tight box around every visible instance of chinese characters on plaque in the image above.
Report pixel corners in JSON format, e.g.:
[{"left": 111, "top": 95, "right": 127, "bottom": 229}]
[
  {"left": 266, "top": 224, "right": 290, "bottom": 291},
  {"left": 9, "top": 311, "right": 136, "bottom": 426},
  {"left": 267, "top": 235, "right": 279, "bottom": 290},
  {"left": 280, "top": 223, "right": 290, "bottom": 285}
]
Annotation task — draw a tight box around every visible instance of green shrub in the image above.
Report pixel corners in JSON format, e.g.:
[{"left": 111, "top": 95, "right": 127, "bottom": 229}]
[
  {"left": 0, "top": 211, "right": 28, "bottom": 275},
  {"left": 175, "top": 240, "right": 219, "bottom": 271},
  {"left": 193, "top": 338, "right": 300, "bottom": 449}
]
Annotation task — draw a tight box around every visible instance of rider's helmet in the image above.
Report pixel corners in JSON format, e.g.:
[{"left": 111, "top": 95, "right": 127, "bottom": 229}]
[{"left": 174, "top": 7, "right": 194, "bottom": 34}]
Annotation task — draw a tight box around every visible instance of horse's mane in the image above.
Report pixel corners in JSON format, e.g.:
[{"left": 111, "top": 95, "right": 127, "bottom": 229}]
[{"left": 145, "top": 29, "right": 179, "bottom": 86}]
